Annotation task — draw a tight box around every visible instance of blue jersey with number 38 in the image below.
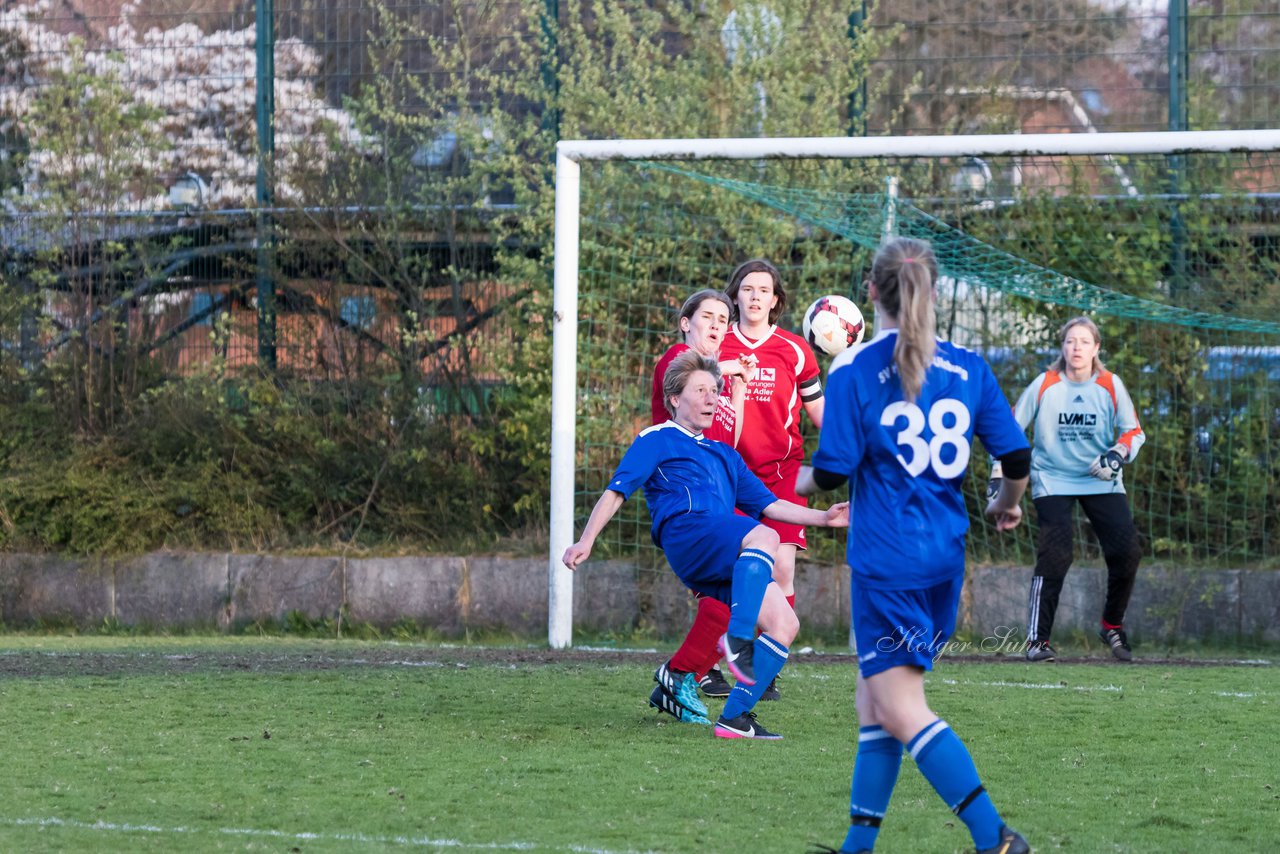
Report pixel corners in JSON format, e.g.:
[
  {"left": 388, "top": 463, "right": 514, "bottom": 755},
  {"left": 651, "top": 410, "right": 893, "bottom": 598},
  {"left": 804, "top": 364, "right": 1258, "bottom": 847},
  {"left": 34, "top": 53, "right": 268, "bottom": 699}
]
[{"left": 813, "top": 330, "right": 1028, "bottom": 590}]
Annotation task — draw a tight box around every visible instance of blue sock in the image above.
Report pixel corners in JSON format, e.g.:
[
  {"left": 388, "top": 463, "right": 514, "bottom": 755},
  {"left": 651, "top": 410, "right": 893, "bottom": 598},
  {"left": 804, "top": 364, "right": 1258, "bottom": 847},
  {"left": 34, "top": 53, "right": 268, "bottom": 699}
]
[
  {"left": 721, "top": 633, "right": 787, "bottom": 719},
  {"left": 726, "top": 548, "right": 775, "bottom": 639},
  {"left": 843, "top": 725, "right": 903, "bottom": 852},
  {"left": 906, "top": 720, "right": 1004, "bottom": 851}
]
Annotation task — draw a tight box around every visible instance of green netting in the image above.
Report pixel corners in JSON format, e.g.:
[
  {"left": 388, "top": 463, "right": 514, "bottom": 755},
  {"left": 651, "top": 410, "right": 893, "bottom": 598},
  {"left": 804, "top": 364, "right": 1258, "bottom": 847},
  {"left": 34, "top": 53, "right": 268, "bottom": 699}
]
[
  {"left": 575, "top": 151, "right": 1280, "bottom": 575},
  {"left": 653, "top": 164, "right": 1280, "bottom": 335}
]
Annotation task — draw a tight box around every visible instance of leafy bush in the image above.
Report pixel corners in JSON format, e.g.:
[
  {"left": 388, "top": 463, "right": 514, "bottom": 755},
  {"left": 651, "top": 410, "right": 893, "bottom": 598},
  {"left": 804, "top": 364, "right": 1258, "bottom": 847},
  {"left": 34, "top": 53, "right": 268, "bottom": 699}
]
[{"left": 0, "top": 373, "right": 544, "bottom": 556}]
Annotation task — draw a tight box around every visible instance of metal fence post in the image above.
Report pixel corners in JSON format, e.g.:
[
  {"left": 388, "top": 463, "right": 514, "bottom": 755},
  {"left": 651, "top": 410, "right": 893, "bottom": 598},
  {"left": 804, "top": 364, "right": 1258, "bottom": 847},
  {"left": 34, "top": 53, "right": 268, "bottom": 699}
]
[{"left": 256, "top": 0, "right": 277, "bottom": 369}]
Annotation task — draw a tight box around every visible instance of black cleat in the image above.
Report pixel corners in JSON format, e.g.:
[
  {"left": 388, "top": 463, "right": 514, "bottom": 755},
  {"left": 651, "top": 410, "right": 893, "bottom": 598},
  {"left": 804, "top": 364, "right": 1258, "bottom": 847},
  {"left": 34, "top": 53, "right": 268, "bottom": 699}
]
[
  {"left": 713, "top": 710, "right": 781, "bottom": 740},
  {"left": 648, "top": 684, "right": 710, "bottom": 725},
  {"left": 806, "top": 846, "right": 870, "bottom": 854},
  {"left": 760, "top": 676, "right": 781, "bottom": 701},
  {"left": 1099, "top": 626, "right": 1133, "bottom": 661},
  {"left": 976, "top": 825, "right": 1029, "bottom": 854},
  {"left": 1025, "top": 639, "right": 1056, "bottom": 662},
  {"left": 718, "top": 633, "right": 756, "bottom": 685},
  {"left": 698, "top": 666, "right": 732, "bottom": 698},
  {"left": 654, "top": 661, "right": 709, "bottom": 717}
]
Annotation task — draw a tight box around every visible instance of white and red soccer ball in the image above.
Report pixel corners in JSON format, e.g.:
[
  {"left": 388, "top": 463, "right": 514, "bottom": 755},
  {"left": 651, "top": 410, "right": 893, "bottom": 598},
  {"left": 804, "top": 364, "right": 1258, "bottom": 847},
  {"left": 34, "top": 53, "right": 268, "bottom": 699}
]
[{"left": 802, "top": 295, "right": 865, "bottom": 357}]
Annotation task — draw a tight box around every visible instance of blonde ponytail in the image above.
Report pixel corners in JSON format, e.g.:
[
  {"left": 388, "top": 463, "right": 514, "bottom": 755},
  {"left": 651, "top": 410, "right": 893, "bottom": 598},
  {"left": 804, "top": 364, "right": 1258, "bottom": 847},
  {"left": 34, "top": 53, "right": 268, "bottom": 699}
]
[{"left": 870, "top": 238, "right": 938, "bottom": 402}]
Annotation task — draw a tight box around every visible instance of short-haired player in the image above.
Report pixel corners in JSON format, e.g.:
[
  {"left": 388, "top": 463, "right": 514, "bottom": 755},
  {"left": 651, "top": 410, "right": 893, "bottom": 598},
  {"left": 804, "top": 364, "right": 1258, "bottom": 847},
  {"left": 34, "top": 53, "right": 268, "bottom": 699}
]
[{"left": 564, "top": 350, "right": 848, "bottom": 739}]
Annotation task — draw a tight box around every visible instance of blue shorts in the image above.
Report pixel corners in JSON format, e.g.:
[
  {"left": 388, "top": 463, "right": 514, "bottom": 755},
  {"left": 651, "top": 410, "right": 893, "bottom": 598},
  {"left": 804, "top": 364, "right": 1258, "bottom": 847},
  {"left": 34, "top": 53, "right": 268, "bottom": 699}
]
[
  {"left": 850, "top": 576, "right": 964, "bottom": 678},
  {"left": 657, "top": 512, "right": 764, "bottom": 604}
]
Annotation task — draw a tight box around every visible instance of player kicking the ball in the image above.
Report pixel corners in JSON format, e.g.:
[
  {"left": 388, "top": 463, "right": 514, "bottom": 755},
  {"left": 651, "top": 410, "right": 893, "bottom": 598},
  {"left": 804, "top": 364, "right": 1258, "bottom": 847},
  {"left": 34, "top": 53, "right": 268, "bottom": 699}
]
[{"left": 563, "top": 349, "right": 849, "bottom": 739}]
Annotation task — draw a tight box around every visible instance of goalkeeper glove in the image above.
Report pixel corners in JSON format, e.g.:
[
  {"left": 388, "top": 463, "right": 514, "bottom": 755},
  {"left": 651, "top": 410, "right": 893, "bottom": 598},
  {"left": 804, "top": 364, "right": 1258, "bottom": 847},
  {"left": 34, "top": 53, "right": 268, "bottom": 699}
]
[
  {"left": 1088, "top": 444, "right": 1127, "bottom": 481},
  {"left": 986, "top": 460, "right": 1003, "bottom": 502}
]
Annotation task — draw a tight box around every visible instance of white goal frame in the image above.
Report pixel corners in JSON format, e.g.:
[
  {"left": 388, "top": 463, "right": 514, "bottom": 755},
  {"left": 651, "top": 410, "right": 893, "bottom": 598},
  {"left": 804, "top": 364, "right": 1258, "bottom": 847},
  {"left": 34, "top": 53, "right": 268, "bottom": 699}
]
[{"left": 548, "top": 128, "right": 1280, "bottom": 648}]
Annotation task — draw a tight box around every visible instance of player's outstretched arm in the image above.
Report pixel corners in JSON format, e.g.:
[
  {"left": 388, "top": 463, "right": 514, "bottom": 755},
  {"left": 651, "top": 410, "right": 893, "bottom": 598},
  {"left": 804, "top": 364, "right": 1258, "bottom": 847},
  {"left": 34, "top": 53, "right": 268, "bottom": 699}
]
[
  {"left": 562, "top": 490, "right": 626, "bottom": 570},
  {"left": 762, "top": 498, "right": 849, "bottom": 528}
]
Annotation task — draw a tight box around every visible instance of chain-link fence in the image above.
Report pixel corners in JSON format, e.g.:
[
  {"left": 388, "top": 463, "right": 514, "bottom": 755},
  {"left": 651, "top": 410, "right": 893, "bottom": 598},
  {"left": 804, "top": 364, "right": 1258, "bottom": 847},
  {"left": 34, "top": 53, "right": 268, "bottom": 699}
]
[
  {"left": 3, "top": 2, "right": 1274, "bottom": 385},
  {"left": 2, "top": 2, "right": 1278, "bottom": 553}
]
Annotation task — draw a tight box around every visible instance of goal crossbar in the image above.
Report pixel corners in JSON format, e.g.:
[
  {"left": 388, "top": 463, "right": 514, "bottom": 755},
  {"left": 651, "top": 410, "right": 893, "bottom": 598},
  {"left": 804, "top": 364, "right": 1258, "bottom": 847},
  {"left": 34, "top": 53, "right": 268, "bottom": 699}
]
[{"left": 548, "top": 129, "right": 1280, "bottom": 648}]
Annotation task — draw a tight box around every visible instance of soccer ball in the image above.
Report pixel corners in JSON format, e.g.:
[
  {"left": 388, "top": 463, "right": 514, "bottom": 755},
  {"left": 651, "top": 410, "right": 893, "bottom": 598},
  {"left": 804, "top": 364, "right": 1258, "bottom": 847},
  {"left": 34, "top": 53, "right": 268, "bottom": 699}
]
[{"left": 802, "top": 295, "right": 865, "bottom": 357}]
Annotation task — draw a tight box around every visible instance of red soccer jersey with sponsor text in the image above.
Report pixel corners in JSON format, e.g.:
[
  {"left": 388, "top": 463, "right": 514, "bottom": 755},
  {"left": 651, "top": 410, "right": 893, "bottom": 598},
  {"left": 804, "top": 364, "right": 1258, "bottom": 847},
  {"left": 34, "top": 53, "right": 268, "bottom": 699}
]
[{"left": 718, "top": 323, "right": 820, "bottom": 478}]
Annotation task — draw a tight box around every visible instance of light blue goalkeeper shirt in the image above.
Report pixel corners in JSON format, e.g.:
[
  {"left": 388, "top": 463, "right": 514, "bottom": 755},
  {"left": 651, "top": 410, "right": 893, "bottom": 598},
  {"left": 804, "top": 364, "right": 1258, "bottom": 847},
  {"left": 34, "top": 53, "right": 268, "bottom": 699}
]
[{"left": 1012, "top": 368, "right": 1145, "bottom": 499}]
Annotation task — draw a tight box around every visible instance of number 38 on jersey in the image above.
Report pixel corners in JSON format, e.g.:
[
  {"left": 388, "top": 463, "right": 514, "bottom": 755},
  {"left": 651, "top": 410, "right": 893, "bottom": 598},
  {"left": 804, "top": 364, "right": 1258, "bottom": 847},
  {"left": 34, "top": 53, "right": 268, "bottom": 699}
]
[{"left": 880, "top": 398, "right": 972, "bottom": 479}]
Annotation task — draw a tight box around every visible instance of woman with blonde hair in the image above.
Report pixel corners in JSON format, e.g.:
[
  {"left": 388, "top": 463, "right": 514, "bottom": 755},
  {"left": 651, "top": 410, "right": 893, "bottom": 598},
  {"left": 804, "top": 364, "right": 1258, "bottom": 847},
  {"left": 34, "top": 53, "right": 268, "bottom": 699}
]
[
  {"left": 803, "top": 237, "right": 1032, "bottom": 854},
  {"left": 994, "top": 315, "right": 1145, "bottom": 662}
]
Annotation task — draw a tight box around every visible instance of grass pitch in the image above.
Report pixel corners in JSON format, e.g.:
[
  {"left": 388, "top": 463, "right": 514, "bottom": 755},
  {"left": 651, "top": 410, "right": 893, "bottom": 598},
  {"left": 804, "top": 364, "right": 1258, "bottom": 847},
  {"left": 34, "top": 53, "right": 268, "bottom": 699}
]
[{"left": 0, "top": 636, "right": 1275, "bottom": 853}]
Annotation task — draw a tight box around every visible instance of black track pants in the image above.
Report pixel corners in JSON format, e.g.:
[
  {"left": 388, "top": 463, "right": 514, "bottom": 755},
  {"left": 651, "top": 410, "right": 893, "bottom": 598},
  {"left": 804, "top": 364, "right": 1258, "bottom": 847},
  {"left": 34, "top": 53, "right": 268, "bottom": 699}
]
[{"left": 1027, "top": 492, "right": 1142, "bottom": 643}]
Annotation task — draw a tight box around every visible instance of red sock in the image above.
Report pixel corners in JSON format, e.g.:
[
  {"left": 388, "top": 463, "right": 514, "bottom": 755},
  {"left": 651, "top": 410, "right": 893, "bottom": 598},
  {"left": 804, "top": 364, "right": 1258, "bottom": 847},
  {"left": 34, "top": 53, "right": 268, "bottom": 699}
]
[
  {"left": 786, "top": 594, "right": 796, "bottom": 610},
  {"left": 1101, "top": 619, "right": 1123, "bottom": 630},
  {"left": 670, "top": 596, "right": 730, "bottom": 676}
]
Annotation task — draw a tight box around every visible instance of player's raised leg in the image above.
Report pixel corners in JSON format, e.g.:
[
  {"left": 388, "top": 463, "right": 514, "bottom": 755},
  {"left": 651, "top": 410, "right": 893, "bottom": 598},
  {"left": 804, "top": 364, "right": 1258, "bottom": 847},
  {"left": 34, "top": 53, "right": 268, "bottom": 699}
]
[
  {"left": 717, "top": 524, "right": 781, "bottom": 686},
  {"left": 714, "top": 581, "right": 797, "bottom": 740},
  {"left": 715, "top": 522, "right": 797, "bottom": 740}
]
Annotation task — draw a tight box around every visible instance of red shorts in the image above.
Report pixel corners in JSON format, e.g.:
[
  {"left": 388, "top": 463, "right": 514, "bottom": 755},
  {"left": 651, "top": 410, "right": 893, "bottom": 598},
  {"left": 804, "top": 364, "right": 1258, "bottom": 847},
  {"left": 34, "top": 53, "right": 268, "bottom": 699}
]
[{"left": 755, "top": 460, "right": 807, "bottom": 550}]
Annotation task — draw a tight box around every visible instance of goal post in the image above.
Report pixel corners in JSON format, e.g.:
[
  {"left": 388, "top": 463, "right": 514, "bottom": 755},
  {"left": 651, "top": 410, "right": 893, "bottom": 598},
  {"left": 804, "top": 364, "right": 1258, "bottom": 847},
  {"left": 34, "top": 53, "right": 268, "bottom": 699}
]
[{"left": 550, "top": 129, "right": 1280, "bottom": 649}]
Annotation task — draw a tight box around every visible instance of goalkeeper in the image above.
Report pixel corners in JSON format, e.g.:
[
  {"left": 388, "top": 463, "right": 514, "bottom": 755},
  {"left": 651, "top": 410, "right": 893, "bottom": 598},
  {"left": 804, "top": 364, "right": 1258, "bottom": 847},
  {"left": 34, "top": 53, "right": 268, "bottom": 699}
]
[{"left": 992, "top": 316, "right": 1145, "bottom": 662}]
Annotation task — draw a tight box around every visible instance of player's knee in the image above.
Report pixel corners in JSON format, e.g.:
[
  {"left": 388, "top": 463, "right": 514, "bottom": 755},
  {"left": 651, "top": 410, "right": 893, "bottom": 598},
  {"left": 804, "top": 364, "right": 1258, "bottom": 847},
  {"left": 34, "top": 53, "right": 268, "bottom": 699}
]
[
  {"left": 697, "top": 594, "right": 731, "bottom": 624},
  {"left": 742, "top": 524, "right": 780, "bottom": 555},
  {"left": 1036, "top": 544, "right": 1074, "bottom": 579},
  {"left": 777, "top": 606, "right": 800, "bottom": 643},
  {"left": 879, "top": 711, "right": 928, "bottom": 744},
  {"left": 873, "top": 698, "right": 935, "bottom": 742},
  {"left": 765, "top": 609, "right": 799, "bottom": 645},
  {"left": 758, "top": 589, "right": 799, "bottom": 642},
  {"left": 1102, "top": 535, "right": 1141, "bottom": 573},
  {"left": 771, "top": 550, "right": 796, "bottom": 585},
  {"left": 1122, "top": 536, "right": 1143, "bottom": 568}
]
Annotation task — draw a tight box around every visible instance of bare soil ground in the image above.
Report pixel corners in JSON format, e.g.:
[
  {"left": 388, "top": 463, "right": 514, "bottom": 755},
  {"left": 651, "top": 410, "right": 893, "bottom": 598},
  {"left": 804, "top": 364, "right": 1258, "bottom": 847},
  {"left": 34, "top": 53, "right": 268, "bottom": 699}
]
[{"left": 0, "top": 644, "right": 1265, "bottom": 680}]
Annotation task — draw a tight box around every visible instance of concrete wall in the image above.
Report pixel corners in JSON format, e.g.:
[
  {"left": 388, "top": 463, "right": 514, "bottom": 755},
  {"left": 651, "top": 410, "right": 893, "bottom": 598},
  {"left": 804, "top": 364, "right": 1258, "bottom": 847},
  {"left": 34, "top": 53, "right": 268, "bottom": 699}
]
[{"left": 0, "top": 552, "right": 1276, "bottom": 644}]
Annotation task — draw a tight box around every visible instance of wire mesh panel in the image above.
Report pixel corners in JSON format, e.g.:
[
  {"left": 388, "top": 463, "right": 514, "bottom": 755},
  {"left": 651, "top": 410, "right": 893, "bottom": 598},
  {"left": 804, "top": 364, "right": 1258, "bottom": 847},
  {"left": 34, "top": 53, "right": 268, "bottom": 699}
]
[
  {"left": 572, "top": 149, "right": 1280, "bottom": 575},
  {"left": 868, "top": 1, "right": 1280, "bottom": 135},
  {"left": 3, "top": 2, "right": 1280, "bottom": 561},
  {"left": 0, "top": 1, "right": 536, "bottom": 419},
  {"left": 6, "top": 1, "right": 1280, "bottom": 388}
]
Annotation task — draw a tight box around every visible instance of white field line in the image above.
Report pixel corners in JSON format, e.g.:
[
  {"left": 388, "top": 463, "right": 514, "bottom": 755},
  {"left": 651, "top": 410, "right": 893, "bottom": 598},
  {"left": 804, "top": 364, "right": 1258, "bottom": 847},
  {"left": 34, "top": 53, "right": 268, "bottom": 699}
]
[
  {"left": 0, "top": 816, "right": 656, "bottom": 854},
  {"left": 936, "top": 678, "right": 1123, "bottom": 693},
  {"left": 936, "top": 679, "right": 1267, "bottom": 699}
]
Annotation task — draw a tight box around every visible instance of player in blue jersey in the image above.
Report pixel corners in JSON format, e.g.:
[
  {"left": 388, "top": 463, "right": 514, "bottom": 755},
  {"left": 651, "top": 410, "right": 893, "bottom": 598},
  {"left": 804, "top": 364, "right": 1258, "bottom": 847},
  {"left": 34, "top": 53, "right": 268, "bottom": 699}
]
[
  {"left": 994, "top": 315, "right": 1146, "bottom": 663},
  {"left": 800, "top": 237, "right": 1033, "bottom": 854},
  {"left": 563, "top": 349, "right": 849, "bottom": 739}
]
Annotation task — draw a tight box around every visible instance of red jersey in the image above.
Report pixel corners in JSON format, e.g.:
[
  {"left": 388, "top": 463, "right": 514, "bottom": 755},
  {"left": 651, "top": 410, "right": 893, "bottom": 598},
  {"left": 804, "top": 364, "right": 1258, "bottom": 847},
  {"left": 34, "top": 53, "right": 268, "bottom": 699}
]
[
  {"left": 719, "top": 323, "right": 821, "bottom": 478},
  {"left": 651, "top": 343, "right": 737, "bottom": 443}
]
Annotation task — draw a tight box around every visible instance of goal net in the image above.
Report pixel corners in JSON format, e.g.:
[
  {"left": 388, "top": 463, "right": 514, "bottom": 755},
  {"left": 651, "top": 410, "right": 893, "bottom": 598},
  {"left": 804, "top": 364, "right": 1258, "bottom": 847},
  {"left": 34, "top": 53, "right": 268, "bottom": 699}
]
[{"left": 550, "top": 131, "right": 1280, "bottom": 647}]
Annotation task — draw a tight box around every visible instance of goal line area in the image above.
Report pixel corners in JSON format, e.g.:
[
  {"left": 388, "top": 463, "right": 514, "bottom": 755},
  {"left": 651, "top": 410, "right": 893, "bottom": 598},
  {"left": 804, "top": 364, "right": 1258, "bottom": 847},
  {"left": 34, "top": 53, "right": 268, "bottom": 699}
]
[{"left": 550, "top": 130, "right": 1280, "bottom": 648}]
